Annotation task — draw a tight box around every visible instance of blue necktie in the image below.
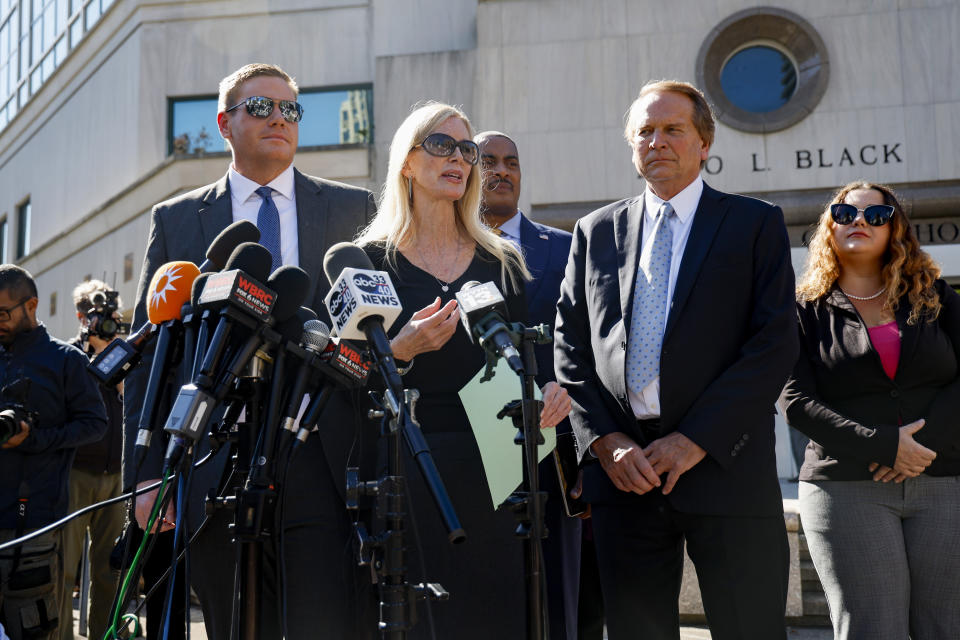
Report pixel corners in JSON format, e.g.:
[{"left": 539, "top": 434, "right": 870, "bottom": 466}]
[
  {"left": 626, "top": 202, "right": 675, "bottom": 396},
  {"left": 255, "top": 186, "right": 282, "bottom": 272}
]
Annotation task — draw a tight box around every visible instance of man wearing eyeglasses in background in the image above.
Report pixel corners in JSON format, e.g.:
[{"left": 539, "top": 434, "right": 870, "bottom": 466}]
[
  {"left": 124, "top": 63, "right": 376, "bottom": 639},
  {"left": 0, "top": 265, "right": 107, "bottom": 640}
]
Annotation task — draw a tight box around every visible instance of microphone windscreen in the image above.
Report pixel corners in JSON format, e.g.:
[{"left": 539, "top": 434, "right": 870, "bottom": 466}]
[
  {"left": 323, "top": 242, "right": 375, "bottom": 286},
  {"left": 276, "top": 306, "right": 318, "bottom": 343},
  {"left": 460, "top": 280, "right": 482, "bottom": 292},
  {"left": 146, "top": 261, "right": 201, "bottom": 324},
  {"left": 301, "top": 319, "right": 331, "bottom": 352},
  {"left": 295, "top": 306, "right": 319, "bottom": 324},
  {"left": 190, "top": 273, "right": 212, "bottom": 308},
  {"left": 206, "top": 221, "right": 260, "bottom": 270},
  {"left": 225, "top": 242, "right": 272, "bottom": 281},
  {"left": 267, "top": 266, "right": 312, "bottom": 322}
]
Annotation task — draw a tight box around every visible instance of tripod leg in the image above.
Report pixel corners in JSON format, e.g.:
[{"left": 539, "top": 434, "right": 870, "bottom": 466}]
[{"left": 79, "top": 530, "right": 90, "bottom": 636}]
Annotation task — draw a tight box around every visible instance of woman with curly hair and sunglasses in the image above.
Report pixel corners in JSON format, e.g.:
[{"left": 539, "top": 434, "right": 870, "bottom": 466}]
[
  {"left": 354, "top": 102, "right": 571, "bottom": 638},
  {"left": 779, "top": 181, "right": 960, "bottom": 639}
]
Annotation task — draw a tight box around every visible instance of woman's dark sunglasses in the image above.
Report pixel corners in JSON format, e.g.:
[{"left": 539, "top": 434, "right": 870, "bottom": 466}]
[
  {"left": 414, "top": 133, "right": 479, "bottom": 165},
  {"left": 225, "top": 96, "right": 304, "bottom": 123},
  {"left": 830, "top": 203, "right": 895, "bottom": 226}
]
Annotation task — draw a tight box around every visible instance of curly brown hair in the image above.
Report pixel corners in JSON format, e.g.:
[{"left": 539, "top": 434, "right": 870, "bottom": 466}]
[{"left": 797, "top": 181, "right": 941, "bottom": 324}]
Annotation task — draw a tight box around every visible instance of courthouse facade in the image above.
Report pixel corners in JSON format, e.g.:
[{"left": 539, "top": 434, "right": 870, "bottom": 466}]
[{"left": 1, "top": 0, "right": 957, "bottom": 476}]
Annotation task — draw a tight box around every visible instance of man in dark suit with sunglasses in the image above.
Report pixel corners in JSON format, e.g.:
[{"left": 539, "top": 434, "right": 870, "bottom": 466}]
[
  {"left": 124, "top": 63, "right": 376, "bottom": 640},
  {"left": 554, "top": 80, "right": 799, "bottom": 639}
]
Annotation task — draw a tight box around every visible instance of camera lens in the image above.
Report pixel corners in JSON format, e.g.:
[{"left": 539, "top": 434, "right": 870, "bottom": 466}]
[
  {"left": 0, "top": 409, "right": 18, "bottom": 445},
  {"left": 100, "top": 317, "right": 118, "bottom": 335}
]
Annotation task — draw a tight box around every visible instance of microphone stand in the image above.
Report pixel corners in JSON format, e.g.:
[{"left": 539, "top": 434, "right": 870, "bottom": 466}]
[
  {"left": 347, "top": 353, "right": 466, "bottom": 640},
  {"left": 496, "top": 322, "right": 553, "bottom": 640},
  {"left": 202, "top": 334, "right": 280, "bottom": 640}
]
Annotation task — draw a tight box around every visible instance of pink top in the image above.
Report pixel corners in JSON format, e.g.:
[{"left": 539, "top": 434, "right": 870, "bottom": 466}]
[{"left": 868, "top": 321, "right": 900, "bottom": 380}]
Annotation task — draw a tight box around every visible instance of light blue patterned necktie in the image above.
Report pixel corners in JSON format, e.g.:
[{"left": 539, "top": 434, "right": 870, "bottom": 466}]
[
  {"left": 255, "top": 186, "right": 282, "bottom": 272},
  {"left": 626, "top": 202, "right": 675, "bottom": 395}
]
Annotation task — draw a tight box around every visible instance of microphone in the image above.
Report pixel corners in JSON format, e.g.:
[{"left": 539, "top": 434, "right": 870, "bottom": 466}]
[
  {"left": 179, "top": 273, "right": 212, "bottom": 387},
  {"left": 456, "top": 280, "right": 524, "bottom": 375},
  {"left": 280, "top": 319, "right": 331, "bottom": 438},
  {"left": 210, "top": 265, "right": 311, "bottom": 400},
  {"left": 194, "top": 242, "right": 274, "bottom": 389},
  {"left": 132, "top": 261, "right": 201, "bottom": 467},
  {"left": 276, "top": 306, "right": 319, "bottom": 346},
  {"left": 322, "top": 251, "right": 465, "bottom": 541},
  {"left": 199, "top": 220, "right": 260, "bottom": 273},
  {"left": 292, "top": 336, "right": 373, "bottom": 447},
  {"left": 188, "top": 272, "right": 213, "bottom": 379},
  {"left": 323, "top": 242, "right": 404, "bottom": 394},
  {"left": 88, "top": 321, "right": 156, "bottom": 387},
  {"left": 161, "top": 265, "right": 311, "bottom": 471},
  {"left": 148, "top": 261, "right": 201, "bottom": 323}
]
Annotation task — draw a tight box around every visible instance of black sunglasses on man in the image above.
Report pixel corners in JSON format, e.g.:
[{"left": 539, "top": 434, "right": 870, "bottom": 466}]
[{"left": 225, "top": 96, "right": 304, "bottom": 123}]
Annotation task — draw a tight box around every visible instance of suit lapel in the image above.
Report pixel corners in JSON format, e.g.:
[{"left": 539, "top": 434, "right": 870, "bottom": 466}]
[
  {"left": 616, "top": 198, "right": 644, "bottom": 329},
  {"left": 663, "top": 184, "right": 729, "bottom": 341},
  {"left": 294, "top": 169, "right": 329, "bottom": 307},
  {"left": 894, "top": 299, "right": 919, "bottom": 382},
  {"left": 198, "top": 174, "right": 232, "bottom": 250},
  {"left": 828, "top": 287, "right": 919, "bottom": 380},
  {"left": 519, "top": 214, "right": 548, "bottom": 304}
]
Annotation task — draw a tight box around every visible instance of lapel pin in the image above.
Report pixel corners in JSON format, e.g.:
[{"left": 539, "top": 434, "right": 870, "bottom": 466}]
[{"left": 539, "top": 233, "right": 549, "bottom": 240}]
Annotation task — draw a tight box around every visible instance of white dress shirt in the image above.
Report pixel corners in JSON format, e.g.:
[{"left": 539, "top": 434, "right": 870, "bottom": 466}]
[
  {"left": 228, "top": 164, "right": 300, "bottom": 267},
  {"left": 495, "top": 210, "right": 523, "bottom": 246},
  {"left": 628, "top": 175, "right": 704, "bottom": 419}
]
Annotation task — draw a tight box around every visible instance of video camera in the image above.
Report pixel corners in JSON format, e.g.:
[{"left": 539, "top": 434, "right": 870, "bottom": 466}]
[
  {"left": 84, "top": 289, "right": 130, "bottom": 340},
  {"left": 0, "top": 379, "right": 38, "bottom": 445}
]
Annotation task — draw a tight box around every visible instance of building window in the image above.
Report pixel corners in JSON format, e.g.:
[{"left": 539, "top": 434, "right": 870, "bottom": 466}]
[
  {"left": 0, "top": 217, "right": 7, "bottom": 263},
  {"left": 169, "top": 95, "right": 223, "bottom": 155},
  {"left": 696, "top": 8, "right": 828, "bottom": 133},
  {"left": 49, "top": 290, "right": 56, "bottom": 316},
  {"left": 168, "top": 85, "right": 373, "bottom": 155},
  {"left": 123, "top": 251, "right": 133, "bottom": 282},
  {"left": 15, "top": 198, "right": 29, "bottom": 258},
  {"left": 720, "top": 45, "right": 796, "bottom": 114},
  {"left": 0, "top": 0, "right": 111, "bottom": 135}
]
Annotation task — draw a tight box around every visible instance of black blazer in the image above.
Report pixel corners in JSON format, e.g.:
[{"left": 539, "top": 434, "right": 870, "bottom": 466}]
[
  {"left": 123, "top": 170, "right": 375, "bottom": 528},
  {"left": 779, "top": 281, "right": 960, "bottom": 481},
  {"left": 554, "top": 183, "right": 798, "bottom": 516}
]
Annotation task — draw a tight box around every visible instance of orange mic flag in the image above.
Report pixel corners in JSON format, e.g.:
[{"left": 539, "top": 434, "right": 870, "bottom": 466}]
[{"left": 146, "top": 261, "right": 201, "bottom": 324}]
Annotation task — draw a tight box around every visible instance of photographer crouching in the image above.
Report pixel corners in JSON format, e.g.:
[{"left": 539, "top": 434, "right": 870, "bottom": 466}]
[
  {"left": 0, "top": 266, "right": 106, "bottom": 640},
  {"left": 58, "top": 281, "right": 127, "bottom": 640}
]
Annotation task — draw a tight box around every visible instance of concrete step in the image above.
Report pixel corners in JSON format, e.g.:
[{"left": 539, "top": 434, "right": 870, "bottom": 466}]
[
  {"left": 800, "top": 559, "right": 822, "bottom": 585},
  {"left": 803, "top": 591, "right": 830, "bottom": 617}
]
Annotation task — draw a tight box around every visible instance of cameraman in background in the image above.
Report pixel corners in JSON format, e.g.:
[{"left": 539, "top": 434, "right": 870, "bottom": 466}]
[
  {"left": 59, "top": 281, "right": 126, "bottom": 640},
  {"left": 0, "top": 265, "right": 106, "bottom": 640}
]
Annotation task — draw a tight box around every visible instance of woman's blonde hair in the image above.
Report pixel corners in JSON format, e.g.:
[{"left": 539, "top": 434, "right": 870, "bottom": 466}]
[
  {"left": 356, "top": 101, "right": 528, "bottom": 289},
  {"left": 797, "top": 181, "right": 941, "bottom": 324}
]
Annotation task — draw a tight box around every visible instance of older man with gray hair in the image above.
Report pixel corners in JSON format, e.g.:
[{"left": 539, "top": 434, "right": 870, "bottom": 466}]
[{"left": 554, "top": 80, "right": 798, "bottom": 639}]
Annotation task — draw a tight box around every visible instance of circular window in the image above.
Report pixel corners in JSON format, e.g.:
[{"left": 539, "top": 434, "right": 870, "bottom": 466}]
[
  {"left": 720, "top": 45, "right": 797, "bottom": 113},
  {"left": 696, "top": 8, "right": 829, "bottom": 133}
]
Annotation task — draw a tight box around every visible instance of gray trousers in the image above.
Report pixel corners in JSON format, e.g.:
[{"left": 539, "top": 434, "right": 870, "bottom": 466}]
[{"left": 799, "top": 477, "right": 960, "bottom": 640}]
